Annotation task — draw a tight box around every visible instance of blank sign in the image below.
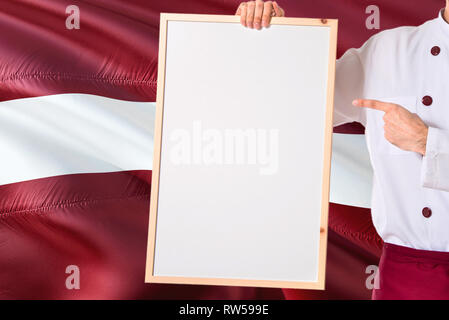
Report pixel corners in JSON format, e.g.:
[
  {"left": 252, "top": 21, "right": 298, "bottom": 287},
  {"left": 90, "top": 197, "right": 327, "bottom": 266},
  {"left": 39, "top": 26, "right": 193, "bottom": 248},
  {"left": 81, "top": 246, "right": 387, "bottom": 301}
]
[{"left": 146, "top": 14, "right": 337, "bottom": 289}]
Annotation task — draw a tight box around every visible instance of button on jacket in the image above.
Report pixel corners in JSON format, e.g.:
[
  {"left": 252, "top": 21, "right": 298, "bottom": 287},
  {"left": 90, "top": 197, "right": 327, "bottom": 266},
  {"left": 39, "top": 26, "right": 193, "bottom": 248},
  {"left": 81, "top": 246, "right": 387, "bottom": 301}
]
[{"left": 334, "top": 9, "right": 449, "bottom": 251}]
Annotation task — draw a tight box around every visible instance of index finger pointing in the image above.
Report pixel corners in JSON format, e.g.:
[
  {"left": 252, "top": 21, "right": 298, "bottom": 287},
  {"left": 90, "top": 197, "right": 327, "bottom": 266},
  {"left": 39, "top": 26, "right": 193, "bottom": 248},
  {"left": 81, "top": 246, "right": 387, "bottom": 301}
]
[{"left": 352, "top": 99, "right": 393, "bottom": 112}]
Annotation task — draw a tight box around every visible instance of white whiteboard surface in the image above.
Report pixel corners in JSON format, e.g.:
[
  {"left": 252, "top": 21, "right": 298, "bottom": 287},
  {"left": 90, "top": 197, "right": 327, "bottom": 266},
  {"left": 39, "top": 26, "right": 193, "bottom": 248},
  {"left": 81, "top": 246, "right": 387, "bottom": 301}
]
[{"left": 146, "top": 14, "right": 337, "bottom": 290}]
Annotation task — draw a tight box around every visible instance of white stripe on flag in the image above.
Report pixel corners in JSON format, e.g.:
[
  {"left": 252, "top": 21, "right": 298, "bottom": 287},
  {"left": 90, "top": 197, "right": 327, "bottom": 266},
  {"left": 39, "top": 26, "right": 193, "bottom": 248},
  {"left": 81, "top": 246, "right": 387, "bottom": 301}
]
[
  {"left": 0, "top": 94, "right": 155, "bottom": 184},
  {"left": 330, "top": 133, "right": 372, "bottom": 209},
  {"left": 0, "top": 93, "right": 372, "bottom": 208}
]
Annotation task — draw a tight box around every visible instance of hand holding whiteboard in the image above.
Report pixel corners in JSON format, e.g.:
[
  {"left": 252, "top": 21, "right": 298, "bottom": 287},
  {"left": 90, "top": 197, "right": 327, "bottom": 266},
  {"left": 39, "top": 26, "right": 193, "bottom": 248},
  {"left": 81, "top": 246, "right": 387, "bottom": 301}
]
[{"left": 146, "top": 14, "right": 337, "bottom": 289}]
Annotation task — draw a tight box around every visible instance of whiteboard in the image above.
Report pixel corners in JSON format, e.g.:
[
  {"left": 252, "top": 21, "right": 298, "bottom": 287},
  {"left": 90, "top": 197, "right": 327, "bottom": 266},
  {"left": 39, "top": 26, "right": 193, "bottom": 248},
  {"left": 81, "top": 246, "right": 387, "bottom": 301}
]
[{"left": 146, "top": 14, "right": 337, "bottom": 290}]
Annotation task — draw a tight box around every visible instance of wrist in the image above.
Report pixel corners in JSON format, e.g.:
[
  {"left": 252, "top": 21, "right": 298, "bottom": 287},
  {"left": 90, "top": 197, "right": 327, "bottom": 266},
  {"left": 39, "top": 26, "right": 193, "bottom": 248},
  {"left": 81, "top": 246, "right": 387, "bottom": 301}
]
[{"left": 416, "top": 126, "right": 429, "bottom": 156}]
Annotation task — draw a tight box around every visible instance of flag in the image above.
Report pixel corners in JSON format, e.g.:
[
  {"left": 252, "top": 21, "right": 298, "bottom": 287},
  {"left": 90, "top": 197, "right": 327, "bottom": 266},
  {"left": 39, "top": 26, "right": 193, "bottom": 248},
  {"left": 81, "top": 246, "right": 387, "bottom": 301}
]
[{"left": 0, "top": 0, "right": 440, "bottom": 299}]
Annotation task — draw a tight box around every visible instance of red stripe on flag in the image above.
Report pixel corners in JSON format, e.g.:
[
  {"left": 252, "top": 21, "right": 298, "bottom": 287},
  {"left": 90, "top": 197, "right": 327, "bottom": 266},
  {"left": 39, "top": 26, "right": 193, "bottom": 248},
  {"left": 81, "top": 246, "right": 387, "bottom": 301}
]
[
  {"left": 0, "top": 171, "right": 380, "bottom": 299},
  {"left": 0, "top": 171, "right": 284, "bottom": 299}
]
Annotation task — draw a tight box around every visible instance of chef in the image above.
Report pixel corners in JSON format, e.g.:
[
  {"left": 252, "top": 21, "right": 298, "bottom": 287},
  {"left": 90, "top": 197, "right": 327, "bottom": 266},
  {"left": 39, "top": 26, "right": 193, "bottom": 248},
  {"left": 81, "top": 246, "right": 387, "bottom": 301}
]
[{"left": 236, "top": 1, "right": 449, "bottom": 299}]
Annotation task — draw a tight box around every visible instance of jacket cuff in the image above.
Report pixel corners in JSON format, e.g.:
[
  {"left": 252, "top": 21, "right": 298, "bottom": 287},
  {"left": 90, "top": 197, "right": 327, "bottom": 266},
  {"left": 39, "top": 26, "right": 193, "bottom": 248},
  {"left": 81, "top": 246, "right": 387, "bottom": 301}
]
[{"left": 421, "top": 127, "right": 449, "bottom": 191}]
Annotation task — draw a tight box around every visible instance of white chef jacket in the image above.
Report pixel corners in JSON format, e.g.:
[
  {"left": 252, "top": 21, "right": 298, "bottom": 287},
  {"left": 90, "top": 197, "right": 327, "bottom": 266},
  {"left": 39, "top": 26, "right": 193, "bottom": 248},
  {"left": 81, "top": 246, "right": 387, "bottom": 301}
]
[{"left": 334, "top": 9, "right": 449, "bottom": 252}]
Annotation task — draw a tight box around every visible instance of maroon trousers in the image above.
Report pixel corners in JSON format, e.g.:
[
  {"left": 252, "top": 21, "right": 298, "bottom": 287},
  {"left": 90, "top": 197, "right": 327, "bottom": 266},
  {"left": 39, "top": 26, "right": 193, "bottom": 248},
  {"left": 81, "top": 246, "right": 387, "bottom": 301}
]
[{"left": 372, "top": 243, "right": 449, "bottom": 300}]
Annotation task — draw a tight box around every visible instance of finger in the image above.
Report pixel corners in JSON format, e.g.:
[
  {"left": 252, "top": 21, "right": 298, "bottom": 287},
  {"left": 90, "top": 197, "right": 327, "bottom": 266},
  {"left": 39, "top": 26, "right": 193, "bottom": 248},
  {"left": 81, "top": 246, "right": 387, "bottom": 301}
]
[
  {"left": 273, "top": 1, "right": 283, "bottom": 17},
  {"left": 240, "top": 3, "right": 248, "bottom": 27},
  {"left": 246, "top": 1, "right": 256, "bottom": 28},
  {"left": 280, "top": 7, "right": 285, "bottom": 16},
  {"left": 383, "top": 125, "right": 400, "bottom": 144},
  {"left": 254, "top": 0, "right": 264, "bottom": 29},
  {"left": 352, "top": 99, "right": 393, "bottom": 112},
  {"left": 382, "top": 112, "right": 398, "bottom": 125},
  {"left": 384, "top": 130, "right": 393, "bottom": 143},
  {"left": 262, "top": 1, "right": 273, "bottom": 27},
  {"left": 387, "top": 121, "right": 407, "bottom": 135}
]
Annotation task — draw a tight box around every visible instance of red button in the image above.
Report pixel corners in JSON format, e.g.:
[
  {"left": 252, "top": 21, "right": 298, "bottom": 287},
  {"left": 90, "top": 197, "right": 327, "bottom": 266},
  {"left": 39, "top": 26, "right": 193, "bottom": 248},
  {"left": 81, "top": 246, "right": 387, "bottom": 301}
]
[
  {"left": 422, "top": 207, "right": 432, "bottom": 218},
  {"left": 422, "top": 95, "right": 433, "bottom": 106},
  {"left": 431, "top": 46, "right": 441, "bottom": 56}
]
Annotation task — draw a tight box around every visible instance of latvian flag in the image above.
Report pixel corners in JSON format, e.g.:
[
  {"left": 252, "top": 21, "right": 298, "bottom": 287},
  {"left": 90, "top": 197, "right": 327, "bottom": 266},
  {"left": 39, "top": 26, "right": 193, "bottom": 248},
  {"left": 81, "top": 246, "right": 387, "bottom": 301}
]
[{"left": 0, "top": 0, "right": 435, "bottom": 299}]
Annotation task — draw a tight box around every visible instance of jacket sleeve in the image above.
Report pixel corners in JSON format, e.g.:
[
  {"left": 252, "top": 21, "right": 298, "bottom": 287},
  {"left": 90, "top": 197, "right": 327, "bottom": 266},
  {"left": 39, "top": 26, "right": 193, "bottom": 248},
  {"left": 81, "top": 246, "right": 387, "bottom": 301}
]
[
  {"left": 333, "top": 39, "right": 376, "bottom": 127},
  {"left": 421, "top": 127, "right": 449, "bottom": 192}
]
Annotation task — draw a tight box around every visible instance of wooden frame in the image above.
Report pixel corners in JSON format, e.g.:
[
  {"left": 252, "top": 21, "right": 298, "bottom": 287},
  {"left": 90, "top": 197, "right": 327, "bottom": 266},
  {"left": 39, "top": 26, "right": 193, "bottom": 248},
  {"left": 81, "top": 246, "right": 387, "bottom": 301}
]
[{"left": 145, "top": 13, "right": 338, "bottom": 290}]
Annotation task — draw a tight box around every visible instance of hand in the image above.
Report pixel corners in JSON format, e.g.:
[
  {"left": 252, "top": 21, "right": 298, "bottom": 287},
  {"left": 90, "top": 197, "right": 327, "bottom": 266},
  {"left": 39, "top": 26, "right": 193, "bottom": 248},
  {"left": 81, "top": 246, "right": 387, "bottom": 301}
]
[
  {"left": 353, "top": 99, "right": 429, "bottom": 155},
  {"left": 235, "top": 1, "right": 285, "bottom": 29}
]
